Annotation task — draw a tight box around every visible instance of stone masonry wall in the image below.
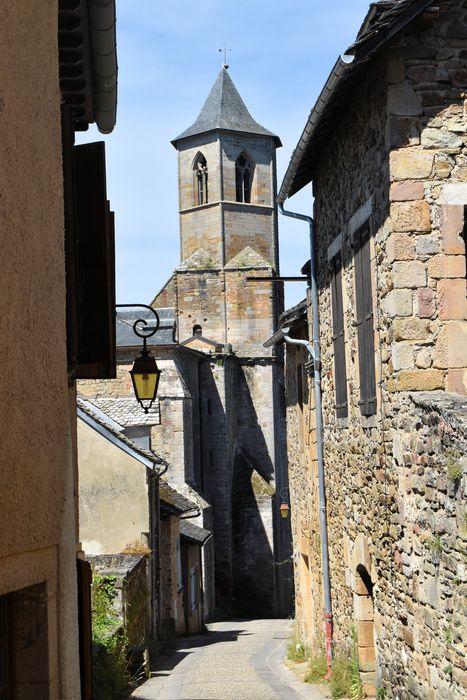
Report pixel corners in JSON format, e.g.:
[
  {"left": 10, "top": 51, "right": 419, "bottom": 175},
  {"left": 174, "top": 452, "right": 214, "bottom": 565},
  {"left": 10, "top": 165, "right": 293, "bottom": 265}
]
[
  {"left": 284, "top": 334, "right": 323, "bottom": 650},
  {"left": 383, "top": 0, "right": 467, "bottom": 395},
  {"left": 377, "top": 392, "right": 466, "bottom": 698},
  {"left": 285, "top": 2, "right": 467, "bottom": 697}
]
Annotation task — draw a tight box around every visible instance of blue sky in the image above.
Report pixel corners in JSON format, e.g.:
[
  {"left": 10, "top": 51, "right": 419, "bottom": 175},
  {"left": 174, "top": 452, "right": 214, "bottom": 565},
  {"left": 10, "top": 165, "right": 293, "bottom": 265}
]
[{"left": 78, "top": 0, "right": 371, "bottom": 309}]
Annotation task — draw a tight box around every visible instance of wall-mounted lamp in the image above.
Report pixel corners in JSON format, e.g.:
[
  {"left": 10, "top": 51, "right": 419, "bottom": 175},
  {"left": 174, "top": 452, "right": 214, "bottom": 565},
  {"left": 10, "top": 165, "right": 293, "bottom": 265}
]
[
  {"left": 279, "top": 502, "right": 290, "bottom": 519},
  {"left": 116, "top": 304, "right": 161, "bottom": 413}
]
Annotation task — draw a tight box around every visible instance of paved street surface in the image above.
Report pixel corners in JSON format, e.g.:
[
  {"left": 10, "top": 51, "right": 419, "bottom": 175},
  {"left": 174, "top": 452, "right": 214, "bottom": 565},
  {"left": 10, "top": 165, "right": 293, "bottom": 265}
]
[{"left": 130, "top": 619, "right": 326, "bottom": 700}]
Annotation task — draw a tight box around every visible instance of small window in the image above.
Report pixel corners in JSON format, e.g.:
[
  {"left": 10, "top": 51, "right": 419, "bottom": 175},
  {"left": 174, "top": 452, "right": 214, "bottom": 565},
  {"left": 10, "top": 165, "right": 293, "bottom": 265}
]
[
  {"left": 354, "top": 221, "right": 376, "bottom": 416},
  {"left": 331, "top": 253, "right": 348, "bottom": 418},
  {"left": 193, "top": 324, "right": 202, "bottom": 336},
  {"left": 193, "top": 154, "right": 208, "bottom": 205},
  {"left": 235, "top": 153, "right": 252, "bottom": 203}
]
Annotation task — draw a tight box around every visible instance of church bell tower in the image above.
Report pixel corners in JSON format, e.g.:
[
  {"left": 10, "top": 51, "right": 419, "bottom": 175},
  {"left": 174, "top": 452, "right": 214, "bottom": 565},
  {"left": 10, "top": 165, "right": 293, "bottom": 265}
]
[
  {"left": 154, "top": 67, "right": 292, "bottom": 616},
  {"left": 170, "top": 66, "right": 282, "bottom": 354}
]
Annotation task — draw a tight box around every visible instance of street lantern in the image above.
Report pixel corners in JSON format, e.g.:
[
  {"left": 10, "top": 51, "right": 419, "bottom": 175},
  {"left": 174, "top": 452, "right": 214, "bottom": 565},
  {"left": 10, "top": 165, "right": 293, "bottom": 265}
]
[
  {"left": 116, "top": 304, "right": 162, "bottom": 414},
  {"left": 130, "top": 347, "right": 161, "bottom": 414},
  {"left": 280, "top": 502, "right": 290, "bottom": 519}
]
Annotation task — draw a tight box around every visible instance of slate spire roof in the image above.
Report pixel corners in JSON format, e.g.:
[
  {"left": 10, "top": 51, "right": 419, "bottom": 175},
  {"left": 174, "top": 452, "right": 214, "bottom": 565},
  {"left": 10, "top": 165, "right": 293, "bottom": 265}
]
[{"left": 172, "top": 67, "right": 281, "bottom": 147}]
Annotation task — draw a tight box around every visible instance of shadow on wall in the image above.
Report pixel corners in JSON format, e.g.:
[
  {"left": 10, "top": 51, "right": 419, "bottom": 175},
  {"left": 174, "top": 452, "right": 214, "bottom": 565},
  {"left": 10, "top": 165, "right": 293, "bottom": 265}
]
[{"left": 229, "top": 363, "right": 276, "bottom": 615}]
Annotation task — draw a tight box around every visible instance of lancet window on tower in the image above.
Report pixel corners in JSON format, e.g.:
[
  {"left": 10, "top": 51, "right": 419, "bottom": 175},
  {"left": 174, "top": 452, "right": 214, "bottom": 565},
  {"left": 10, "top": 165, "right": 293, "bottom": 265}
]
[
  {"left": 235, "top": 153, "right": 252, "bottom": 203},
  {"left": 193, "top": 153, "right": 208, "bottom": 205}
]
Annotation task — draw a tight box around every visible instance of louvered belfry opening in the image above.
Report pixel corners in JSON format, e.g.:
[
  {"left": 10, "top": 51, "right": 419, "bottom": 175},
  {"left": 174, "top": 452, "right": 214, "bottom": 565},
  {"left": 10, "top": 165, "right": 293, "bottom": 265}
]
[{"left": 235, "top": 153, "right": 252, "bottom": 203}]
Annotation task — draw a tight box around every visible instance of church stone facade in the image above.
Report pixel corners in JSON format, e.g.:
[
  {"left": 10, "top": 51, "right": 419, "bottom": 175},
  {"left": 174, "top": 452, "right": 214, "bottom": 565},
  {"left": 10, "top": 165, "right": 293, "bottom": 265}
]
[{"left": 153, "top": 67, "right": 292, "bottom": 615}]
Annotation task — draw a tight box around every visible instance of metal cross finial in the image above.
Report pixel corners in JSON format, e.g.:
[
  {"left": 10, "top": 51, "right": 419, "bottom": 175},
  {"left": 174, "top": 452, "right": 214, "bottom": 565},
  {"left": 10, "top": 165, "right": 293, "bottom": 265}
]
[{"left": 218, "top": 43, "right": 231, "bottom": 68}]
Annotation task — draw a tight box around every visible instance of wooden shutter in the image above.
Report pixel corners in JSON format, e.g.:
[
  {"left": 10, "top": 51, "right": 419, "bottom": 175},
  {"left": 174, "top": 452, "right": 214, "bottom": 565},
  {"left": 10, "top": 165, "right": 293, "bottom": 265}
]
[
  {"left": 73, "top": 142, "right": 116, "bottom": 379},
  {"left": 330, "top": 253, "right": 348, "bottom": 418},
  {"left": 354, "top": 221, "right": 376, "bottom": 416}
]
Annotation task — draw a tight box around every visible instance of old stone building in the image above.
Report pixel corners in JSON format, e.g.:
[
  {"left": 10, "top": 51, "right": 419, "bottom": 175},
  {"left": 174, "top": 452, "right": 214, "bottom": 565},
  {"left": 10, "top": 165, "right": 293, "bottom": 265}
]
[
  {"left": 0, "top": 1, "right": 118, "bottom": 698},
  {"left": 272, "top": 1, "right": 467, "bottom": 698},
  {"left": 80, "top": 67, "right": 293, "bottom": 617}
]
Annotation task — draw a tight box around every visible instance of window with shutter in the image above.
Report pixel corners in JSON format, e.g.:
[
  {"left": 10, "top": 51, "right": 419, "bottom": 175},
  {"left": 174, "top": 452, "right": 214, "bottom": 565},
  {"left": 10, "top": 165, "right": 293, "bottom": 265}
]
[
  {"left": 73, "top": 142, "right": 116, "bottom": 379},
  {"left": 353, "top": 221, "right": 376, "bottom": 416},
  {"left": 330, "top": 252, "right": 348, "bottom": 418}
]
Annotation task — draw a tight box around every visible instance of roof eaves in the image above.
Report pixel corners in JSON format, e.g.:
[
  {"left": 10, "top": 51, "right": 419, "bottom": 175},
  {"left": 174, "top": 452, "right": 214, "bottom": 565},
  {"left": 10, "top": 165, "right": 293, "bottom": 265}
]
[
  {"left": 77, "top": 398, "right": 167, "bottom": 471},
  {"left": 278, "top": 0, "right": 435, "bottom": 202}
]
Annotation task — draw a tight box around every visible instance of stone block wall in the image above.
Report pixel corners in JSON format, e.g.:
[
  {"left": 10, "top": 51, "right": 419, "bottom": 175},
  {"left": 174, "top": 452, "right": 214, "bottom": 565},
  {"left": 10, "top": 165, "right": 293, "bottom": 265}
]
[
  {"left": 159, "top": 515, "right": 185, "bottom": 637},
  {"left": 284, "top": 336, "right": 323, "bottom": 650},
  {"left": 382, "top": 0, "right": 467, "bottom": 395},
  {"left": 285, "top": 2, "right": 467, "bottom": 697},
  {"left": 220, "top": 132, "right": 276, "bottom": 208},
  {"left": 374, "top": 392, "right": 466, "bottom": 698},
  {"left": 224, "top": 270, "right": 277, "bottom": 355},
  {"left": 178, "top": 136, "right": 222, "bottom": 214},
  {"left": 223, "top": 204, "right": 275, "bottom": 266},
  {"left": 175, "top": 269, "right": 226, "bottom": 342}
]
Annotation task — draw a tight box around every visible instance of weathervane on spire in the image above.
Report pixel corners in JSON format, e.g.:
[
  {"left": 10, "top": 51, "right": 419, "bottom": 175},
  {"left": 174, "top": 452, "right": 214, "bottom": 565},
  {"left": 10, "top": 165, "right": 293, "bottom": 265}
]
[{"left": 218, "top": 43, "right": 231, "bottom": 69}]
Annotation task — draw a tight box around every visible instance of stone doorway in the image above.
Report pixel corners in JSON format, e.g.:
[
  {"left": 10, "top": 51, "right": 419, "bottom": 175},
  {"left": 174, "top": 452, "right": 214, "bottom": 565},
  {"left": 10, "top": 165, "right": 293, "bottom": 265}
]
[{"left": 352, "top": 536, "right": 376, "bottom": 696}]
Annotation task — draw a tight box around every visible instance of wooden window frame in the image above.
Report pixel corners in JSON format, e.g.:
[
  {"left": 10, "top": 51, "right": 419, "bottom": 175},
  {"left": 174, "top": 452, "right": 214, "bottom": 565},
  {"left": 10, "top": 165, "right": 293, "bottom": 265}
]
[
  {"left": 330, "top": 252, "right": 348, "bottom": 418},
  {"left": 353, "top": 220, "right": 377, "bottom": 416}
]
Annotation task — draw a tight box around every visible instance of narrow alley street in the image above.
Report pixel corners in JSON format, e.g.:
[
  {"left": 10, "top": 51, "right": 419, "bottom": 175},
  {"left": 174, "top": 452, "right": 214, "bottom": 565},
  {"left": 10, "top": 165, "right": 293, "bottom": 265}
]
[{"left": 130, "top": 619, "right": 326, "bottom": 700}]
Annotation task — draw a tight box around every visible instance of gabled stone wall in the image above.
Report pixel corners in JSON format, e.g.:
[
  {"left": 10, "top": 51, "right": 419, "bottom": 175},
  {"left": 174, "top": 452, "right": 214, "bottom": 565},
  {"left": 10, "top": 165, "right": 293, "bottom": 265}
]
[{"left": 285, "top": 2, "right": 467, "bottom": 697}]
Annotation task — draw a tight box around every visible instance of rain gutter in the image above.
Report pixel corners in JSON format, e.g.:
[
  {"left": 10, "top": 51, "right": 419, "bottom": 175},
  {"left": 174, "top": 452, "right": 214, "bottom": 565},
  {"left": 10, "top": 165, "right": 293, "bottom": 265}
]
[
  {"left": 277, "top": 54, "right": 354, "bottom": 203},
  {"left": 88, "top": 0, "right": 118, "bottom": 133}
]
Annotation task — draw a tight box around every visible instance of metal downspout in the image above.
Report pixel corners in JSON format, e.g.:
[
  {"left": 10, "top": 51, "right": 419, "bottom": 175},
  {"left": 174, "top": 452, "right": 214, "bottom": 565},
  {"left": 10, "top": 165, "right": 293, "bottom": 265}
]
[
  {"left": 278, "top": 203, "right": 333, "bottom": 673},
  {"left": 150, "top": 461, "right": 168, "bottom": 639}
]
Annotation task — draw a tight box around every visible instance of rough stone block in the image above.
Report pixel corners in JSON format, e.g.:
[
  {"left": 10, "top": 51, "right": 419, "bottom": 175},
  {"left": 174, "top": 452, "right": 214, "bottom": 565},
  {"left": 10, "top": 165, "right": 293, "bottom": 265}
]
[
  {"left": 416, "top": 234, "right": 438, "bottom": 256},
  {"left": 438, "top": 279, "right": 467, "bottom": 320},
  {"left": 434, "top": 160, "right": 452, "bottom": 178},
  {"left": 415, "top": 348, "right": 432, "bottom": 369},
  {"left": 392, "top": 342, "right": 414, "bottom": 370},
  {"left": 354, "top": 594, "right": 374, "bottom": 621},
  {"left": 413, "top": 652, "right": 429, "bottom": 681},
  {"left": 439, "top": 182, "right": 467, "bottom": 205},
  {"left": 421, "top": 128, "right": 463, "bottom": 150},
  {"left": 390, "top": 150, "right": 434, "bottom": 180},
  {"left": 418, "top": 287, "right": 435, "bottom": 318},
  {"left": 390, "top": 181, "right": 424, "bottom": 201},
  {"left": 393, "top": 261, "right": 427, "bottom": 288},
  {"left": 391, "top": 201, "right": 431, "bottom": 232},
  {"left": 357, "top": 621, "right": 375, "bottom": 648},
  {"left": 401, "top": 625, "right": 414, "bottom": 649},
  {"left": 386, "top": 117, "right": 421, "bottom": 149},
  {"left": 395, "top": 369, "right": 445, "bottom": 391},
  {"left": 388, "top": 84, "right": 423, "bottom": 116},
  {"left": 360, "top": 672, "right": 376, "bottom": 697},
  {"left": 440, "top": 205, "right": 466, "bottom": 254},
  {"left": 428, "top": 255, "right": 466, "bottom": 279},
  {"left": 447, "top": 368, "right": 467, "bottom": 395},
  {"left": 394, "top": 318, "right": 430, "bottom": 341},
  {"left": 358, "top": 645, "right": 376, "bottom": 672},
  {"left": 382, "top": 289, "right": 413, "bottom": 317},
  {"left": 387, "top": 233, "right": 416, "bottom": 261},
  {"left": 433, "top": 322, "right": 467, "bottom": 368}
]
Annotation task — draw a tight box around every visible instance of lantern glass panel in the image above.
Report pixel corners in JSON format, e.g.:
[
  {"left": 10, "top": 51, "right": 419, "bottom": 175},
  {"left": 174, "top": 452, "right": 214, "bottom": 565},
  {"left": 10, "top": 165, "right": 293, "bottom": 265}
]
[{"left": 132, "top": 370, "right": 159, "bottom": 401}]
